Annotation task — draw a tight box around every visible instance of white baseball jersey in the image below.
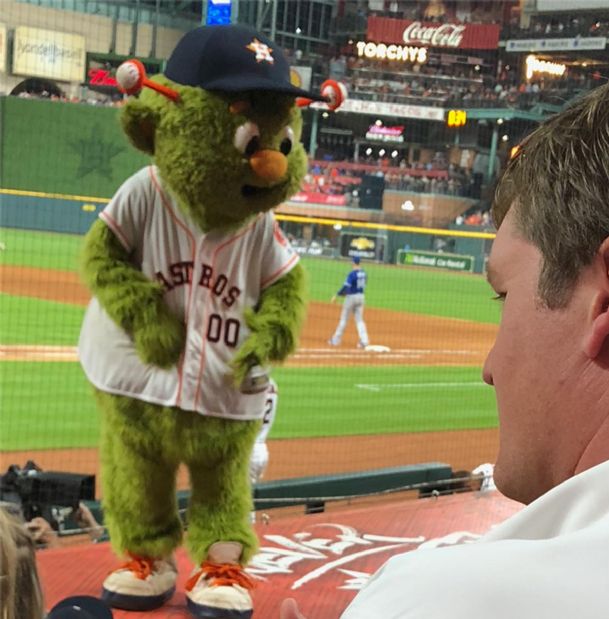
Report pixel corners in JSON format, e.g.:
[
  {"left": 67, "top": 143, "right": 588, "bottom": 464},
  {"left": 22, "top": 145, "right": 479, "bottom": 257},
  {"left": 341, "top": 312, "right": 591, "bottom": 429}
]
[
  {"left": 78, "top": 166, "right": 299, "bottom": 421},
  {"left": 471, "top": 462, "right": 496, "bottom": 492},
  {"left": 256, "top": 379, "right": 278, "bottom": 444},
  {"left": 249, "top": 379, "right": 278, "bottom": 484}
]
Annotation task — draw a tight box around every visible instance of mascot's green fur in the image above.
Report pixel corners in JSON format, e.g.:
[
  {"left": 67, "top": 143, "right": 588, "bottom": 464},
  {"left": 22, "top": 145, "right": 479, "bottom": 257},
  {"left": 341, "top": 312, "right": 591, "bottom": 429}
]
[{"left": 78, "top": 24, "right": 320, "bottom": 618}]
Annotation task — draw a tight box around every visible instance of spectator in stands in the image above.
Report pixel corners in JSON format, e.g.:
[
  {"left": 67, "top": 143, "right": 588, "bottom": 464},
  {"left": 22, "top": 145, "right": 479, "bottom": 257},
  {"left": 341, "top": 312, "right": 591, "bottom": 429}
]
[
  {"left": 280, "top": 77, "right": 609, "bottom": 619},
  {"left": 0, "top": 506, "right": 112, "bottom": 619},
  {"left": 0, "top": 507, "right": 44, "bottom": 619},
  {"left": 25, "top": 503, "right": 104, "bottom": 548}
]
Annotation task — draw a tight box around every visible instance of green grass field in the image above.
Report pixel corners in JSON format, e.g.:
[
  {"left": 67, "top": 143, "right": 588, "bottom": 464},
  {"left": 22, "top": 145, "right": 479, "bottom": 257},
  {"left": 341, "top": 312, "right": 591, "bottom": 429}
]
[
  {"left": 1, "top": 227, "right": 499, "bottom": 451},
  {"left": 0, "top": 362, "right": 495, "bottom": 450}
]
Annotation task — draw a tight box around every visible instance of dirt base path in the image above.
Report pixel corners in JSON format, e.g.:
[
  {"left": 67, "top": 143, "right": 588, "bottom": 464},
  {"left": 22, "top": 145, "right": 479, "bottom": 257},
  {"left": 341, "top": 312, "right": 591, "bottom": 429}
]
[
  {"left": 0, "top": 428, "right": 499, "bottom": 491},
  {"left": 1, "top": 265, "right": 497, "bottom": 367}
]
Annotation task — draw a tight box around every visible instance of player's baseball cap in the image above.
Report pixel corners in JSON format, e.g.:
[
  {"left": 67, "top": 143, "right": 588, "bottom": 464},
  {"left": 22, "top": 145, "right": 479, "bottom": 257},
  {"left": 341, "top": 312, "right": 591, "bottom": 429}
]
[
  {"left": 164, "top": 24, "right": 327, "bottom": 101},
  {"left": 47, "top": 596, "right": 113, "bottom": 619},
  {"left": 352, "top": 256, "right": 361, "bottom": 264}
]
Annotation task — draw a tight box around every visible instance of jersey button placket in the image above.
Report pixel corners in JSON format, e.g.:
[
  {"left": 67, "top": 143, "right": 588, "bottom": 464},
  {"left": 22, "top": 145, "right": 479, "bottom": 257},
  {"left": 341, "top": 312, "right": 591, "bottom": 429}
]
[{"left": 181, "top": 237, "right": 207, "bottom": 410}]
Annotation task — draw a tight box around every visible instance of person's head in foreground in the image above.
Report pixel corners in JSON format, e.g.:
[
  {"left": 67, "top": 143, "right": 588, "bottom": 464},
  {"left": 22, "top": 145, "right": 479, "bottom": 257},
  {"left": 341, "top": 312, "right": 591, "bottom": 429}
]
[
  {"left": 280, "top": 81, "right": 609, "bottom": 619},
  {"left": 0, "top": 507, "right": 44, "bottom": 619},
  {"left": 484, "top": 80, "right": 609, "bottom": 505}
]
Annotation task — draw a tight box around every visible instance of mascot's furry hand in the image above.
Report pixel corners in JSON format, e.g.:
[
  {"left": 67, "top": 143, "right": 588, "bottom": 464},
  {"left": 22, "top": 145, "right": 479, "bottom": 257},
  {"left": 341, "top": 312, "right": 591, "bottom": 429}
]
[
  {"left": 132, "top": 302, "right": 185, "bottom": 368},
  {"left": 230, "top": 265, "right": 305, "bottom": 387}
]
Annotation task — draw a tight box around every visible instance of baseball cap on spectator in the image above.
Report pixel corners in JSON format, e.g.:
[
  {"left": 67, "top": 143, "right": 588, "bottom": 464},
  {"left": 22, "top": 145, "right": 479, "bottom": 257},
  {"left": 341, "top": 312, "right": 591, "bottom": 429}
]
[
  {"left": 47, "top": 596, "right": 113, "bottom": 619},
  {"left": 164, "top": 24, "right": 327, "bottom": 101}
]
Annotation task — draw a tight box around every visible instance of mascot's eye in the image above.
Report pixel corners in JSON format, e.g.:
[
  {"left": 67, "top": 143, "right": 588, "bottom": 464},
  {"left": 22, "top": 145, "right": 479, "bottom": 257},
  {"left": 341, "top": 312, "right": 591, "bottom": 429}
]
[
  {"left": 234, "top": 122, "right": 261, "bottom": 157},
  {"left": 280, "top": 126, "right": 295, "bottom": 156}
]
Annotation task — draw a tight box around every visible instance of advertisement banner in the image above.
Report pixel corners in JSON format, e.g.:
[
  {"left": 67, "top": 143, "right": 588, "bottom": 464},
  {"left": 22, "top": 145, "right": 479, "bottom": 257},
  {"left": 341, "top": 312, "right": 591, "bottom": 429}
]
[
  {"left": 538, "top": 0, "right": 609, "bottom": 9},
  {"left": 86, "top": 53, "right": 162, "bottom": 92},
  {"left": 367, "top": 16, "right": 500, "bottom": 50},
  {"left": 337, "top": 98, "right": 445, "bottom": 121},
  {"left": 290, "top": 65, "right": 312, "bottom": 91},
  {"left": 0, "top": 24, "right": 6, "bottom": 74},
  {"left": 13, "top": 26, "right": 85, "bottom": 82},
  {"left": 506, "top": 37, "right": 607, "bottom": 52},
  {"left": 290, "top": 192, "right": 348, "bottom": 206},
  {"left": 340, "top": 233, "right": 387, "bottom": 260},
  {"left": 397, "top": 249, "right": 474, "bottom": 272}
]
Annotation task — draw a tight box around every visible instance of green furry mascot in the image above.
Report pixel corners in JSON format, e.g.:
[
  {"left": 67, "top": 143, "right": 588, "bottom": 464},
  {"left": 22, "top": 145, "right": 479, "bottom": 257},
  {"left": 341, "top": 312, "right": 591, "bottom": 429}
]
[{"left": 78, "top": 24, "right": 338, "bottom": 618}]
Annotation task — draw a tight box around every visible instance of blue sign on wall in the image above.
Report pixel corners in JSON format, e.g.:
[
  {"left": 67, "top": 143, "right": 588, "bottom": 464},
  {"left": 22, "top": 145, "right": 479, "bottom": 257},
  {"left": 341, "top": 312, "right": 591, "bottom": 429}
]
[{"left": 206, "top": 0, "right": 232, "bottom": 25}]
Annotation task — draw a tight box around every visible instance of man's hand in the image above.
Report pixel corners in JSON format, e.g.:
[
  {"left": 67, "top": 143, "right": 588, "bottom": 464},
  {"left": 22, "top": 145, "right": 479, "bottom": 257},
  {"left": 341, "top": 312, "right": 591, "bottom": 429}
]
[
  {"left": 26, "top": 517, "right": 59, "bottom": 547},
  {"left": 280, "top": 599, "right": 308, "bottom": 619},
  {"left": 75, "top": 502, "right": 104, "bottom": 540}
]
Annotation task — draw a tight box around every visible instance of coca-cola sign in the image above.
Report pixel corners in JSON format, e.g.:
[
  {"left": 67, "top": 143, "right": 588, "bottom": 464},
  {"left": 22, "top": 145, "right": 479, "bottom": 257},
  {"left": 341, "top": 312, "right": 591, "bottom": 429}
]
[
  {"left": 403, "top": 22, "right": 465, "bottom": 47},
  {"left": 367, "top": 16, "right": 500, "bottom": 50}
]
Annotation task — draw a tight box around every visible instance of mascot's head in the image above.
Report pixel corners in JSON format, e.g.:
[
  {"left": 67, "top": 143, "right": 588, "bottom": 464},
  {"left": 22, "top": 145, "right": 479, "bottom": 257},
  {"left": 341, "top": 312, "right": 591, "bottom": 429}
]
[{"left": 119, "top": 24, "right": 330, "bottom": 231}]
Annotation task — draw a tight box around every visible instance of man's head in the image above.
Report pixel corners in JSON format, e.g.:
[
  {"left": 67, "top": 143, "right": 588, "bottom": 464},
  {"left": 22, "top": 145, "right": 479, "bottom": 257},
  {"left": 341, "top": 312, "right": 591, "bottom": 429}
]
[
  {"left": 352, "top": 256, "right": 361, "bottom": 267},
  {"left": 492, "top": 82, "right": 609, "bottom": 309},
  {"left": 484, "top": 82, "right": 609, "bottom": 505}
]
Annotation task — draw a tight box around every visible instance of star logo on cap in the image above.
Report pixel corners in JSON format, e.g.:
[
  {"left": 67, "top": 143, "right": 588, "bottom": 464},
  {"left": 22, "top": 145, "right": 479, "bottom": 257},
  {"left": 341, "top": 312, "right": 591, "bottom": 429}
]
[{"left": 246, "top": 38, "right": 274, "bottom": 64}]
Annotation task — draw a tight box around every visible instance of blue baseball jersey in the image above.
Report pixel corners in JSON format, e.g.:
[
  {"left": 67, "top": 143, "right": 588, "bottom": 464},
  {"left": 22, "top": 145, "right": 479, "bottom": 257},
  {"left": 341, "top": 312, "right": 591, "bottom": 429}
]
[{"left": 338, "top": 269, "right": 367, "bottom": 296}]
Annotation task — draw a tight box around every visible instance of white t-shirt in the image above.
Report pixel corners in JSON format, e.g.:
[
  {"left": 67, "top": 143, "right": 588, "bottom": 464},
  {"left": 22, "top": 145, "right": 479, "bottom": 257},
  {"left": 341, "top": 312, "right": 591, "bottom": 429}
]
[
  {"left": 342, "top": 460, "right": 609, "bottom": 618},
  {"left": 79, "top": 166, "right": 298, "bottom": 420}
]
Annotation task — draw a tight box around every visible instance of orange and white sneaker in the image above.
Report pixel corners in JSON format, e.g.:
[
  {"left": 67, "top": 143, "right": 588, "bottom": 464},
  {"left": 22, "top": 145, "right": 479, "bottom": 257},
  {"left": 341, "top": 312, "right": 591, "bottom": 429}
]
[
  {"left": 101, "top": 554, "right": 177, "bottom": 611},
  {"left": 185, "top": 542, "right": 254, "bottom": 618}
]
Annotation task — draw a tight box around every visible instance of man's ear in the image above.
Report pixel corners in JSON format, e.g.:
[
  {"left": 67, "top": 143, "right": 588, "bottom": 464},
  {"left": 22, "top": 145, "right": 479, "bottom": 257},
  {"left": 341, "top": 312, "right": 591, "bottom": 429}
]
[
  {"left": 584, "top": 238, "right": 609, "bottom": 359},
  {"left": 120, "top": 99, "right": 157, "bottom": 155}
]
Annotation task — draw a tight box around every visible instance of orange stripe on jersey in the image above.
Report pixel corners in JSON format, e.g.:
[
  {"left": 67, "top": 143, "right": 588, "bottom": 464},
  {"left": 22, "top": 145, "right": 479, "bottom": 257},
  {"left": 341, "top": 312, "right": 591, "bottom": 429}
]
[
  {"left": 261, "top": 252, "right": 299, "bottom": 289},
  {"left": 149, "top": 166, "right": 196, "bottom": 409},
  {"left": 99, "top": 211, "right": 131, "bottom": 252}
]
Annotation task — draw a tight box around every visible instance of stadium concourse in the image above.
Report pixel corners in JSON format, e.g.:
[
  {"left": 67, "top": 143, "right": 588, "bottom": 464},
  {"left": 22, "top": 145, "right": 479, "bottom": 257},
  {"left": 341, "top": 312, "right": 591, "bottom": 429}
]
[{"left": 38, "top": 489, "right": 521, "bottom": 618}]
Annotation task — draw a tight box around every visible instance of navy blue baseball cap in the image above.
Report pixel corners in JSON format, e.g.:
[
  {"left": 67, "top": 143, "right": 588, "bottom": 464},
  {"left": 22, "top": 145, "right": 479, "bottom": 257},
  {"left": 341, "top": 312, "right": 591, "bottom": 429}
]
[
  {"left": 164, "top": 24, "right": 327, "bottom": 101},
  {"left": 47, "top": 596, "right": 113, "bottom": 619},
  {"left": 352, "top": 256, "right": 361, "bottom": 264}
]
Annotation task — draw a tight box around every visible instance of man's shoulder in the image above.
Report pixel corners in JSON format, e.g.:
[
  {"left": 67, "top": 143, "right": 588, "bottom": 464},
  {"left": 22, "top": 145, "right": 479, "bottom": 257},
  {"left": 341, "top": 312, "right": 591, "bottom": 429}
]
[{"left": 344, "top": 535, "right": 599, "bottom": 618}]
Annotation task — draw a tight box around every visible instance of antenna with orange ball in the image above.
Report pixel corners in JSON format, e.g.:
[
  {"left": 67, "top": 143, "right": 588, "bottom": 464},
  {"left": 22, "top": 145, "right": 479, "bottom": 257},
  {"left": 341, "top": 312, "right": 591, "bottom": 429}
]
[
  {"left": 296, "top": 79, "right": 348, "bottom": 111},
  {"left": 116, "top": 59, "right": 180, "bottom": 102}
]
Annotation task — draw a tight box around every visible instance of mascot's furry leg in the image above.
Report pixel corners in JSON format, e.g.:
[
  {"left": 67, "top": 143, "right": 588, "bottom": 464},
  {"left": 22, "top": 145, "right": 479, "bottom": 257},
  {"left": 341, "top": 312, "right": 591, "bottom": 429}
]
[
  {"left": 183, "top": 417, "right": 260, "bottom": 618},
  {"left": 97, "top": 391, "right": 183, "bottom": 610},
  {"left": 97, "top": 389, "right": 260, "bottom": 614}
]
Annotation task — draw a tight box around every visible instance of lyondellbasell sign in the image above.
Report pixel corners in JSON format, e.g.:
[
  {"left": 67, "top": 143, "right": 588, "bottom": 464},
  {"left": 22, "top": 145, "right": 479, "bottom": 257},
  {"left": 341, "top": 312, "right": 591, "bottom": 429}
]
[
  {"left": 12, "top": 26, "right": 85, "bottom": 82},
  {"left": 367, "top": 16, "right": 501, "bottom": 50}
]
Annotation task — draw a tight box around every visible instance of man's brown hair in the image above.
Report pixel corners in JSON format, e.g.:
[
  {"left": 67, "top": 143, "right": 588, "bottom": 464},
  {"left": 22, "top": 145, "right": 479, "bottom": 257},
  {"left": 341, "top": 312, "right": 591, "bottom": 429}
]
[{"left": 492, "top": 82, "right": 609, "bottom": 308}]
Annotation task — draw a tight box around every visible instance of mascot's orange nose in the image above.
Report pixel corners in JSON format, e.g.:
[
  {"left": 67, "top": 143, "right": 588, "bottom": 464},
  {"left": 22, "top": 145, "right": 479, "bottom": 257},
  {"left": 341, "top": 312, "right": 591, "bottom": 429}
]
[{"left": 249, "top": 150, "right": 288, "bottom": 183}]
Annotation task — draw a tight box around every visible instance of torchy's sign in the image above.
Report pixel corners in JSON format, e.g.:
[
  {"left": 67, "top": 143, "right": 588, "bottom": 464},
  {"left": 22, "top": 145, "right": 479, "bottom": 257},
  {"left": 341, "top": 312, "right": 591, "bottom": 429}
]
[{"left": 367, "top": 16, "right": 501, "bottom": 50}]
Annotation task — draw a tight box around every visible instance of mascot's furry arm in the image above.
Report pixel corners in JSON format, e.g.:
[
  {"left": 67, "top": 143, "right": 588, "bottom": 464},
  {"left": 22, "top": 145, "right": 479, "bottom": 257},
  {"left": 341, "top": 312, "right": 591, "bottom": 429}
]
[
  {"left": 81, "top": 219, "right": 185, "bottom": 368},
  {"left": 231, "top": 262, "right": 306, "bottom": 386}
]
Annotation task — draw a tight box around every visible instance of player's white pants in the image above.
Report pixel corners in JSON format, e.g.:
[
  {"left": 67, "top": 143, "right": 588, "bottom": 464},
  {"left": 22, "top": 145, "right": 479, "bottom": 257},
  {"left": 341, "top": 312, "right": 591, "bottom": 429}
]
[{"left": 331, "top": 293, "right": 369, "bottom": 346}]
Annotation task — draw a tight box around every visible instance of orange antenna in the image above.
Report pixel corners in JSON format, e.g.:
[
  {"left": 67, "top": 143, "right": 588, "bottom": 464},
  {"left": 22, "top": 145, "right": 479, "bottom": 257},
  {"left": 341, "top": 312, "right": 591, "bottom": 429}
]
[
  {"left": 296, "top": 80, "right": 348, "bottom": 110},
  {"left": 116, "top": 59, "right": 180, "bottom": 102},
  {"left": 320, "top": 79, "right": 348, "bottom": 111}
]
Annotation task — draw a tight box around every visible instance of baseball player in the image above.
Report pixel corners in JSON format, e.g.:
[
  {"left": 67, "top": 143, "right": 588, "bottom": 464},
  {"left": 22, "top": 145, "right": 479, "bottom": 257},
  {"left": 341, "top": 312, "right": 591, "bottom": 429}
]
[
  {"left": 250, "top": 379, "right": 278, "bottom": 486},
  {"left": 250, "top": 379, "right": 278, "bottom": 523},
  {"left": 472, "top": 462, "right": 497, "bottom": 492},
  {"left": 328, "top": 256, "right": 369, "bottom": 348}
]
